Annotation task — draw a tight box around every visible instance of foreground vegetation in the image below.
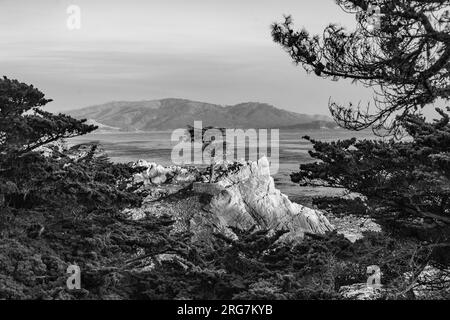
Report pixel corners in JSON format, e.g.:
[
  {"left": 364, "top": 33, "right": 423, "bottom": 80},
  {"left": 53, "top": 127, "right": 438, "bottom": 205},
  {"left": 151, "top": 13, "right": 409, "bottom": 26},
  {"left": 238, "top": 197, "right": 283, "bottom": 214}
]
[
  {"left": 0, "top": 77, "right": 449, "bottom": 299},
  {"left": 1, "top": 1, "right": 449, "bottom": 300}
]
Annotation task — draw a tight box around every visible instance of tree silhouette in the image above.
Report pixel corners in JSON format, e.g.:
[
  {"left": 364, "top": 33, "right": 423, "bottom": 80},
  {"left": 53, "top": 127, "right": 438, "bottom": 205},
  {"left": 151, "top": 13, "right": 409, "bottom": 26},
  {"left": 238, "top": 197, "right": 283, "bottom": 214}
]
[
  {"left": 0, "top": 77, "right": 96, "bottom": 158},
  {"left": 273, "top": 2, "right": 450, "bottom": 268},
  {"left": 272, "top": 0, "right": 450, "bottom": 135}
]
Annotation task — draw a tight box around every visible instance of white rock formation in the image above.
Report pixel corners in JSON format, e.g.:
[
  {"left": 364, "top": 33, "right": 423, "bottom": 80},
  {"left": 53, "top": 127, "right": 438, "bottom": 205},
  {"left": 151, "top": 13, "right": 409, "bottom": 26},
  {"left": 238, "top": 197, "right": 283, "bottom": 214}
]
[
  {"left": 127, "top": 157, "right": 333, "bottom": 243},
  {"left": 132, "top": 161, "right": 197, "bottom": 187},
  {"left": 205, "top": 157, "right": 333, "bottom": 242},
  {"left": 339, "top": 283, "right": 385, "bottom": 300}
]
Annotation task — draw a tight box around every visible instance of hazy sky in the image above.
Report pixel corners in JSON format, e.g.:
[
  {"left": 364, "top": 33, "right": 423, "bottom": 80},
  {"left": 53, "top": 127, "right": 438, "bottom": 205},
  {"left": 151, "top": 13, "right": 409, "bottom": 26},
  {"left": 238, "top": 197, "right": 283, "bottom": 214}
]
[{"left": 1, "top": 0, "right": 378, "bottom": 115}]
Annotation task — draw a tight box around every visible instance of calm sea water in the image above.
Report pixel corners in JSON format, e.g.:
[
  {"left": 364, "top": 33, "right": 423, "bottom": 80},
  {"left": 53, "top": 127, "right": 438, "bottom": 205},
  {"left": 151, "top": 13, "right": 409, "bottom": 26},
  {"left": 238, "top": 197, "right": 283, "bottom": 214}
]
[{"left": 68, "top": 129, "right": 377, "bottom": 204}]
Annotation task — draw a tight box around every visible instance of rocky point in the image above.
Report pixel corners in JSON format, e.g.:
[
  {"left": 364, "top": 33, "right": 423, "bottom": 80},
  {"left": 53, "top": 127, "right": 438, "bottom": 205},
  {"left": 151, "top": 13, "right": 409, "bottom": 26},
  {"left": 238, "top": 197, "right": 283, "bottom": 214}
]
[{"left": 124, "top": 157, "right": 334, "bottom": 244}]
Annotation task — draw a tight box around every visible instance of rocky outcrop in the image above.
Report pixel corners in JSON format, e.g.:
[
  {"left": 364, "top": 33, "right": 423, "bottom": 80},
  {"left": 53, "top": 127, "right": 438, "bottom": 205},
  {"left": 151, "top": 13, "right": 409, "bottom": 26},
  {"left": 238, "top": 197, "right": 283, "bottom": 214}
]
[
  {"left": 126, "top": 157, "right": 333, "bottom": 244},
  {"left": 405, "top": 265, "right": 450, "bottom": 299},
  {"left": 204, "top": 157, "right": 333, "bottom": 242},
  {"left": 326, "top": 213, "right": 382, "bottom": 243},
  {"left": 132, "top": 160, "right": 198, "bottom": 187},
  {"left": 339, "top": 283, "right": 385, "bottom": 300}
]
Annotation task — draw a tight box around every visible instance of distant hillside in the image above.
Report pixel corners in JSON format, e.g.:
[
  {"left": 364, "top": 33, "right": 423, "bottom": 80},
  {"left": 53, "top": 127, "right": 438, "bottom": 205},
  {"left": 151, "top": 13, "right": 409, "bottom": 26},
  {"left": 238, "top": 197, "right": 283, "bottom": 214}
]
[{"left": 67, "top": 98, "right": 333, "bottom": 131}]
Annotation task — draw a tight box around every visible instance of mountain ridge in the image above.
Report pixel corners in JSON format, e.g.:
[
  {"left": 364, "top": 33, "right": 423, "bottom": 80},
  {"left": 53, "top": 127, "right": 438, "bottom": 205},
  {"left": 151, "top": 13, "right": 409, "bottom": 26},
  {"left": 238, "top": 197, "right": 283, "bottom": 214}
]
[{"left": 67, "top": 98, "right": 334, "bottom": 131}]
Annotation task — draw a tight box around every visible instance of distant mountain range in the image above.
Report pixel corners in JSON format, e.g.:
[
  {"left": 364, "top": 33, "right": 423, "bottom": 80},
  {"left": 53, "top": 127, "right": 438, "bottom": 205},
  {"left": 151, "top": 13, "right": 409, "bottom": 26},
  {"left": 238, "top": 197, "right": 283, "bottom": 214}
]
[{"left": 67, "top": 98, "right": 336, "bottom": 131}]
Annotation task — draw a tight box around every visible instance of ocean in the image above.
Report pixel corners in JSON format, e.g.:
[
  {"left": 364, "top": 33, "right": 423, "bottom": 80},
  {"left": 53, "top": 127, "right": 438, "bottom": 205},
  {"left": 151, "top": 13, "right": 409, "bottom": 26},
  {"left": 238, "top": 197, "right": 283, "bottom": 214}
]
[{"left": 68, "top": 129, "right": 377, "bottom": 205}]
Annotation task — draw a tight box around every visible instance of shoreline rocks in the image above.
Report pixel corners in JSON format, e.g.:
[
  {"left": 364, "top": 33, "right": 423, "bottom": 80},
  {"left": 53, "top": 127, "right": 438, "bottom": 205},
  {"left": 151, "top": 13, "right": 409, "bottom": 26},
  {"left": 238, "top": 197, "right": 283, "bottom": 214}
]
[
  {"left": 339, "top": 283, "right": 386, "bottom": 300},
  {"left": 126, "top": 156, "right": 334, "bottom": 243},
  {"left": 205, "top": 157, "right": 333, "bottom": 242},
  {"left": 132, "top": 160, "right": 199, "bottom": 187}
]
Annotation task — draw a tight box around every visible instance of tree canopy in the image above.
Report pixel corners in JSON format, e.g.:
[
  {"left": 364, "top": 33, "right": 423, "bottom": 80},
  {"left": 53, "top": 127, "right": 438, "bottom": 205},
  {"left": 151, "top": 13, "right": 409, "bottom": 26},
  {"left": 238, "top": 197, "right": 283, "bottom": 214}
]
[
  {"left": 0, "top": 77, "right": 96, "bottom": 158},
  {"left": 293, "top": 109, "right": 450, "bottom": 246},
  {"left": 272, "top": 0, "right": 450, "bottom": 134},
  {"left": 274, "top": 1, "right": 450, "bottom": 267}
]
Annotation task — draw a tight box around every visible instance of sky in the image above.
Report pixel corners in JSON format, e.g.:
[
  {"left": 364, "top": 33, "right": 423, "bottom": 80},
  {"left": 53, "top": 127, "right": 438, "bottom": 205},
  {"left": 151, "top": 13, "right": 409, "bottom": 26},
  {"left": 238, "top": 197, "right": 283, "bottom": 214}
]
[{"left": 1, "top": 0, "right": 380, "bottom": 115}]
